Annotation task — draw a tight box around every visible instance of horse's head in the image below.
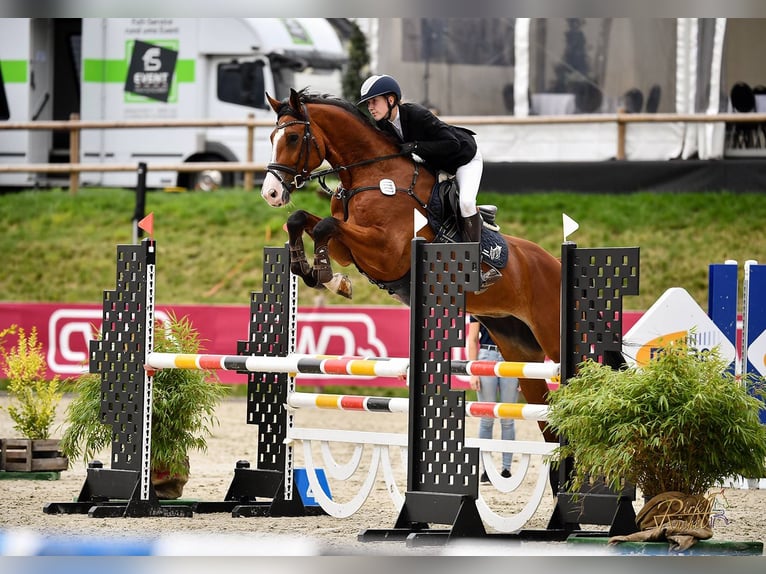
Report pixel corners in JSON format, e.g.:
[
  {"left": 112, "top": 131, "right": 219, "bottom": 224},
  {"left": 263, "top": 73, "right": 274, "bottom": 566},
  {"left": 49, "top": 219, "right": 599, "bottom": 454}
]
[
  {"left": 261, "top": 89, "right": 325, "bottom": 207},
  {"left": 262, "top": 87, "right": 418, "bottom": 210}
]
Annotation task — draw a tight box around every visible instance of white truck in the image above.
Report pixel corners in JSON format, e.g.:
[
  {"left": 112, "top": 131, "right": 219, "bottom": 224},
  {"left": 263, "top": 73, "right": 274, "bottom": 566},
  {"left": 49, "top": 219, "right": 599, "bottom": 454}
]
[{"left": 0, "top": 18, "right": 347, "bottom": 189}]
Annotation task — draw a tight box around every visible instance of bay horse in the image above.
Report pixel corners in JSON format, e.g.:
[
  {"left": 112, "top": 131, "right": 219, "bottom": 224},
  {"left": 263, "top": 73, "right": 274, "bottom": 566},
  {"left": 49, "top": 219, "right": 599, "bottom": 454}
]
[{"left": 261, "top": 88, "right": 561, "bottom": 442}]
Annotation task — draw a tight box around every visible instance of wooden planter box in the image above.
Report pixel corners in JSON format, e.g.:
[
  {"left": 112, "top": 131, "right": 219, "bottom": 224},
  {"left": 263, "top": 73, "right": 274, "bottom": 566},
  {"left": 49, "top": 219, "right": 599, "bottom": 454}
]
[{"left": 0, "top": 439, "right": 68, "bottom": 472}]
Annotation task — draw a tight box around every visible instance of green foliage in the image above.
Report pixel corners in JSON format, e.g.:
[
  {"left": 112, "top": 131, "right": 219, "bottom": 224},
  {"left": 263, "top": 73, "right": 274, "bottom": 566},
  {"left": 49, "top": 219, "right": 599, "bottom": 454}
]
[
  {"left": 60, "top": 312, "right": 229, "bottom": 477},
  {"left": 547, "top": 339, "right": 766, "bottom": 499},
  {"left": 341, "top": 20, "right": 370, "bottom": 102},
  {"left": 2, "top": 187, "right": 765, "bottom": 312},
  {"left": 0, "top": 325, "right": 63, "bottom": 439},
  {"left": 58, "top": 364, "right": 109, "bottom": 468}
]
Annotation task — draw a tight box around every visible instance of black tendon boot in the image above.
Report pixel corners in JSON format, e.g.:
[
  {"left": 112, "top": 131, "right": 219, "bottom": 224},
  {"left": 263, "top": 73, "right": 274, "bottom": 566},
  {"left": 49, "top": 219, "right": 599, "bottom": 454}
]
[{"left": 462, "top": 212, "right": 501, "bottom": 292}]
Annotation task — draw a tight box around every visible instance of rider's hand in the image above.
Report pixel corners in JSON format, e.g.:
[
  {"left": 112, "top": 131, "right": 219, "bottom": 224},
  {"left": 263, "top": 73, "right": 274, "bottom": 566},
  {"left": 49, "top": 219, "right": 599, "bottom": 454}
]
[{"left": 399, "top": 142, "right": 418, "bottom": 155}]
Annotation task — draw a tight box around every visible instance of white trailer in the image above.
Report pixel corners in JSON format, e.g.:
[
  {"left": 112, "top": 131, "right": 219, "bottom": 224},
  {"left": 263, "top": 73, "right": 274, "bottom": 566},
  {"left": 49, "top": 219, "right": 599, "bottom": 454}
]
[{"left": 0, "top": 18, "right": 347, "bottom": 189}]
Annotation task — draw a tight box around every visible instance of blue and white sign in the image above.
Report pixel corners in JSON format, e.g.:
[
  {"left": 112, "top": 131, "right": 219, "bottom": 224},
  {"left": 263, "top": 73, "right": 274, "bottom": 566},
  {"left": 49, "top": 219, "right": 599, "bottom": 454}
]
[{"left": 293, "top": 467, "right": 332, "bottom": 506}]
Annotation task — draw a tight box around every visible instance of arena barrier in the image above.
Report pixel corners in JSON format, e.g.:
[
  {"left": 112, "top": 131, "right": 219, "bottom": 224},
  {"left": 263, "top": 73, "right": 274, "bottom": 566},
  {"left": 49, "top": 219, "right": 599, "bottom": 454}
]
[
  {"left": 282, "top": 391, "right": 552, "bottom": 528},
  {"left": 44, "top": 235, "right": 642, "bottom": 543}
]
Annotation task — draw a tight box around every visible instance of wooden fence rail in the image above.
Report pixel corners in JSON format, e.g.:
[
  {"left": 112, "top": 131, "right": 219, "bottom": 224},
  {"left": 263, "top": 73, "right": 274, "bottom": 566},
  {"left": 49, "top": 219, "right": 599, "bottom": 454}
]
[{"left": 1, "top": 111, "right": 764, "bottom": 195}]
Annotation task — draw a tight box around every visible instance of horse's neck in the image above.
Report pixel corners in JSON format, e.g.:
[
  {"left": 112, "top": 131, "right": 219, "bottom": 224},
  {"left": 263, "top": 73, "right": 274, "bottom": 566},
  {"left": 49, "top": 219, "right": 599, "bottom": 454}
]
[
  {"left": 317, "top": 112, "right": 435, "bottom": 198},
  {"left": 320, "top": 120, "right": 394, "bottom": 169}
]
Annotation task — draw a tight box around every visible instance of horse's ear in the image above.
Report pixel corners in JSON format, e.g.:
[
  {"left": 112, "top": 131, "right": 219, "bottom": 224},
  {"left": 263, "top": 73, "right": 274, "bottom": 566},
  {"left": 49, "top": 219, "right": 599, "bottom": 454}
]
[
  {"left": 289, "top": 88, "right": 303, "bottom": 115},
  {"left": 266, "top": 93, "right": 281, "bottom": 113}
]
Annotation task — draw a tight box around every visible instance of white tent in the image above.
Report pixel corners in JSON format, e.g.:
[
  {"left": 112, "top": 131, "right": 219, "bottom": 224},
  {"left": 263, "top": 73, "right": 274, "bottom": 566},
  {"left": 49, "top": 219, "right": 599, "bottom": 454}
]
[{"left": 367, "top": 18, "right": 766, "bottom": 162}]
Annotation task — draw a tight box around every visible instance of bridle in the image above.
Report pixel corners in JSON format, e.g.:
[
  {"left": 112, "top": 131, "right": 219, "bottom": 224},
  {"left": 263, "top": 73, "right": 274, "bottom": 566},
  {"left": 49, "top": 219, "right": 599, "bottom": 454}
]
[
  {"left": 266, "top": 102, "right": 424, "bottom": 216},
  {"left": 266, "top": 105, "right": 322, "bottom": 198}
]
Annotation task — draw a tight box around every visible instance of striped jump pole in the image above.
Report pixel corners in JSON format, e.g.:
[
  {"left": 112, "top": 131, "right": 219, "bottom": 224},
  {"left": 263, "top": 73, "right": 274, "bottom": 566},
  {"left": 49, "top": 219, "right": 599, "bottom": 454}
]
[
  {"left": 286, "top": 392, "right": 549, "bottom": 421},
  {"left": 145, "top": 352, "right": 560, "bottom": 380},
  {"left": 450, "top": 359, "right": 559, "bottom": 380},
  {"left": 146, "top": 352, "right": 409, "bottom": 377}
]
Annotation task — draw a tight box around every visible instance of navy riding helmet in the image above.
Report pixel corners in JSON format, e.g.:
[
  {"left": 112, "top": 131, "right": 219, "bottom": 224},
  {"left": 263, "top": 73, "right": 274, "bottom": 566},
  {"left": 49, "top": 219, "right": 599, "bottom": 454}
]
[{"left": 357, "top": 75, "right": 401, "bottom": 105}]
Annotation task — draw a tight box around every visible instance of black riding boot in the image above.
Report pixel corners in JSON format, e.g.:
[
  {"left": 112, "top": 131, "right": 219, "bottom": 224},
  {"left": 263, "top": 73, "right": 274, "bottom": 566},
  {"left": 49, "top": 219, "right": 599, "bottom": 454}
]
[
  {"left": 462, "top": 212, "right": 482, "bottom": 243},
  {"left": 462, "top": 212, "right": 501, "bottom": 292}
]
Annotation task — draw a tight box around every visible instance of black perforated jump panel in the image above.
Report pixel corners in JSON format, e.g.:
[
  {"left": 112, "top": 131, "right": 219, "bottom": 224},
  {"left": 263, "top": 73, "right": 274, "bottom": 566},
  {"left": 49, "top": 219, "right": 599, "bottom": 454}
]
[
  {"left": 89, "top": 241, "right": 155, "bottom": 472},
  {"left": 407, "top": 240, "right": 481, "bottom": 496},
  {"left": 238, "top": 246, "right": 293, "bottom": 472},
  {"left": 553, "top": 244, "right": 640, "bottom": 533},
  {"left": 561, "top": 244, "right": 640, "bottom": 378}
]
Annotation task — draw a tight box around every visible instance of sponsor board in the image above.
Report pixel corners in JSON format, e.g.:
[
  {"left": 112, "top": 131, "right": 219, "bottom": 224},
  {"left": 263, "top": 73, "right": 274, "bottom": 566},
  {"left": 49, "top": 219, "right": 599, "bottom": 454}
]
[
  {"left": 748, "top": 329, "right": 766, "bottom": 377},
  {"left": 622, "top": 287, "right": 736, "bottom": 367},
  {"left": 0, "top": 303, "right": 410, "bottom": 387}
]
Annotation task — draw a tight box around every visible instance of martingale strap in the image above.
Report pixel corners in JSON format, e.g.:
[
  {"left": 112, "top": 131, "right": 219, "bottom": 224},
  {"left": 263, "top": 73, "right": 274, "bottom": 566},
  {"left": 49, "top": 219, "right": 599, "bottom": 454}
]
[{"left": 334, "top": 163, "right": 425, "bottom": 221}]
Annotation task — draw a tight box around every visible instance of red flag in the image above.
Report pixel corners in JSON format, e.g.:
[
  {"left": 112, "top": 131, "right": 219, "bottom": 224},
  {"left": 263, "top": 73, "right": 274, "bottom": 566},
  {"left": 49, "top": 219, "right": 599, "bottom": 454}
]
[{"left": 138, "top": 212, "right": 154, "bottom": 237}]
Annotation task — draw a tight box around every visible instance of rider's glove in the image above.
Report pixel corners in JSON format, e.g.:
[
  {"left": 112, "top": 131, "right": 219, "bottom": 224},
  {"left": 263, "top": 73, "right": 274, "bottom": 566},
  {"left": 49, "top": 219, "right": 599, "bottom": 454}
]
[{"left": 399, "top": 142, "right": 418, "bottom": 155}]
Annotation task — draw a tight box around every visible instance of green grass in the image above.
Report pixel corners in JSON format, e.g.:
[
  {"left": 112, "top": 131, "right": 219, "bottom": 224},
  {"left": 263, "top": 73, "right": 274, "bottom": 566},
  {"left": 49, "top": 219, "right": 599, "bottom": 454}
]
[{"left": 1, "top": 185, "right": 764, "bottom": 313}]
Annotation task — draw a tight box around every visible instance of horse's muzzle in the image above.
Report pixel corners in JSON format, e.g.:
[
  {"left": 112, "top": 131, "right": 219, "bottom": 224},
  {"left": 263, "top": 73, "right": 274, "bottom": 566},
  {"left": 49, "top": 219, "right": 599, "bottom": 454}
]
[{"left": 260, "top": 173, "right": 290, "bottom": 207}]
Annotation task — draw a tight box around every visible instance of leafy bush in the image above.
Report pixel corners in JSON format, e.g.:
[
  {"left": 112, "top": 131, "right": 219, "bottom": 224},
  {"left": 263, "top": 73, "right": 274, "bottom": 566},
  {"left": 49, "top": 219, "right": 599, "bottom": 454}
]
[
  {"left": 547, "top": 338, "right": 766, "bottom": 499},
  {"left": 0, "top": 325, "right": 63, "bottom": 439},
  {"left": 61, "top": 312, "right": 229, "bottom": 478}
]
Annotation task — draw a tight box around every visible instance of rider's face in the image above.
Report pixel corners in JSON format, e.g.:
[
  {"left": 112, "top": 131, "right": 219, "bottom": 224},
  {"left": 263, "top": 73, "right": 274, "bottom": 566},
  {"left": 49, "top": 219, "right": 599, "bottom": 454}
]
[{"left": 366, "top": 95, "right": 393, "bottom": 121}]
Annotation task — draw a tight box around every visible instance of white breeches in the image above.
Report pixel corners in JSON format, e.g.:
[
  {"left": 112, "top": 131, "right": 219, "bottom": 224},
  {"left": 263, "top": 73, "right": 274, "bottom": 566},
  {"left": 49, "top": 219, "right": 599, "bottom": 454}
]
[{"left": 456, "top": 148, "right": 483, "bottom": 217}]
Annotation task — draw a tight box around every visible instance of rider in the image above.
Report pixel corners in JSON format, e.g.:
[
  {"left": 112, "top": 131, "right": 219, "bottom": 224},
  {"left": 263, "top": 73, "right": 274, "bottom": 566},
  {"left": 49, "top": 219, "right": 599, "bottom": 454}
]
[{"left": 357, "top": 74, "right": 500, "bottom": 290}]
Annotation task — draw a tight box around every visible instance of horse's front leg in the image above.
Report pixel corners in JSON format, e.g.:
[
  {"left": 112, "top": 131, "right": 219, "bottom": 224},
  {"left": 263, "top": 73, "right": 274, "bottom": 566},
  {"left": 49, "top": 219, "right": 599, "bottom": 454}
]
[
  {"left": 312, "top": 217, "right": 353, "bottom": 299},
  {"left": 286, "top": 210, "right": 321, "bottom": 288}
]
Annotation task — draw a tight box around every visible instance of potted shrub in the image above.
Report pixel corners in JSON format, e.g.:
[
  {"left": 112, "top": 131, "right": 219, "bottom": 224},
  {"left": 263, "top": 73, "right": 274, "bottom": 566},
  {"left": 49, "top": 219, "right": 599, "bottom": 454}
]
[
  {"left": 60, "top": 312, "right": 229, "bottom": 498},
  {"left": 546, "top": 337, "right": 766, "bottom": 549},
  {"left": 0, "top": 325, "right": 68, "bottom": 473}
]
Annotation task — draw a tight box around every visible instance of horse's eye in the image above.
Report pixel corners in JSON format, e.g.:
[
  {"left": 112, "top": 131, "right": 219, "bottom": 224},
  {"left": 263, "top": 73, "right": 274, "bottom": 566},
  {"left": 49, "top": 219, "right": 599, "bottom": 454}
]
[{"left": 287, "top": 133, "right": 300, "bottom": 145}]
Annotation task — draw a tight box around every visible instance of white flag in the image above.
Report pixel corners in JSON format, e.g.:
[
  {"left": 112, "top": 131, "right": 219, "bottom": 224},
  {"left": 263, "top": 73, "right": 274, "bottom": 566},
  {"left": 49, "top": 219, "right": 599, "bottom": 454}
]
[
  {"left": 563, "top": 213, "right": 579, "bottom": 242},
  {"left": 414, "top": 209, "right": 428, "bottom": 237}
]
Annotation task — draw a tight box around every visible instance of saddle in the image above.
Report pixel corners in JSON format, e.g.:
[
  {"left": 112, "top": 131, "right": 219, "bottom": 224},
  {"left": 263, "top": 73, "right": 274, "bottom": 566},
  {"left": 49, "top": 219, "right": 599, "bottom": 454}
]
[{"left": 425, "top": 178, "right": 508, "bottom": 270}]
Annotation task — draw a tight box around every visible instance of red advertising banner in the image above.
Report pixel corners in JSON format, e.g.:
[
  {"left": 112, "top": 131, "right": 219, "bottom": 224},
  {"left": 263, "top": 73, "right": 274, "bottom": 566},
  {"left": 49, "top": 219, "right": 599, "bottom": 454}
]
[
  {"left": 0, "top": 303, "right": 412, "bottom": 387},
  {"left": 0, "top": 302, "right": 643, "bottom": 389}
]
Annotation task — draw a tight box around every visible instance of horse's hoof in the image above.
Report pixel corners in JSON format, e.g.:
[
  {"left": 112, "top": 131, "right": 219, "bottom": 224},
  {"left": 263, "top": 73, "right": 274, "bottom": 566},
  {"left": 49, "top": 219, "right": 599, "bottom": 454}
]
[{"left": 324, "top": 273, "right": 353, "bottom": 299}]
